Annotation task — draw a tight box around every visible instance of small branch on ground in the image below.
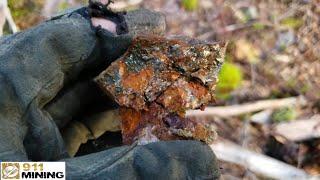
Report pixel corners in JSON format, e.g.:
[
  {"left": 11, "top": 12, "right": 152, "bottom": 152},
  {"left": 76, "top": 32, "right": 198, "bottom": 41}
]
[
  {"left": 273, "top": 116, "right": 320, "bottom": 142},
  {"left": 109, "top": 0, "right": 143, "bottom": 11},
  {"left": 186, "top": 96, "right": 307, "bottom": 118},
  {"left": 211, "top": 139, "right": 315, "bottom": 179}
]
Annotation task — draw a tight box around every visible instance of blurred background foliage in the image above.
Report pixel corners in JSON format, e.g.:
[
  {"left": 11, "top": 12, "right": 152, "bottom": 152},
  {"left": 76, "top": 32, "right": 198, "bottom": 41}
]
[
  {"left": 6, "top": 0, "right": 319, "bottom": 104},
  {"left": 181, "top": 0, "right": 198, "bottom": 11},
  {"left": 216, "top": 62, "right": 243, "bottom": 100},
  {"left": 7, "top": 0, "right": 44, "bottom": 29},
  {"left": 272, "top": 107, "right": 297, "bottom": 123}
]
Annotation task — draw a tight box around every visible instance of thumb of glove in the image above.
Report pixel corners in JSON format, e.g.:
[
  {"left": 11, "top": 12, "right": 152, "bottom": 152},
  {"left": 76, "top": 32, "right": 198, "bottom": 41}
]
[
  {"left": 96, "top": 27, "right": 133, "bottom": 63},
  {"left": 95, "top": 8, "right": 166, "bottom": 64}
]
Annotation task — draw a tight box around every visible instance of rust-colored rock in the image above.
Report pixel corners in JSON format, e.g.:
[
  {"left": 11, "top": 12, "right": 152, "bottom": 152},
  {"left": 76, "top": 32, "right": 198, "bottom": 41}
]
[{"left": 95, "top": 36, "right": 225, "bottom": 145}]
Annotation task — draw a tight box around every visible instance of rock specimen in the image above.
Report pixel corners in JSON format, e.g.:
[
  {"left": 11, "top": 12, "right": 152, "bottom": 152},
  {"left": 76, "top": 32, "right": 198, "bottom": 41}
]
[{"left": 95, "top": 36, "right": 225, "bottom": 145}]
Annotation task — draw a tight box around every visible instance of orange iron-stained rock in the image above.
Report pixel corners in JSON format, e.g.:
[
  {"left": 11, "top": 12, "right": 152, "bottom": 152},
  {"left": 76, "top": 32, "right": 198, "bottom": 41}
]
[{"left": 95, "top": 36, "right": 226, "bottom": 145}]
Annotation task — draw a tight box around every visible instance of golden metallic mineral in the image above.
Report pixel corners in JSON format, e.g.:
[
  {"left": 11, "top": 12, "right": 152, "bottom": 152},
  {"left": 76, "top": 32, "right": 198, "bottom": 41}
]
[{"left": 95, "top": 36, "right": 226, "bottom": 145}]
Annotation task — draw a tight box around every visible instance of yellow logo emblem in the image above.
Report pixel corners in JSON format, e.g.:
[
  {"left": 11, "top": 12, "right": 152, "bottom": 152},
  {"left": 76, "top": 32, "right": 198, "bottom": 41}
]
[{"left": 1, "top": 163, "right": 20, "bottom": 179}]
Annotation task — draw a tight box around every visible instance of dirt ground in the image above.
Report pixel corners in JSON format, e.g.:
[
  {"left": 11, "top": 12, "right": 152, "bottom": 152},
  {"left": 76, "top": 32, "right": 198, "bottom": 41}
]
[{"left": 141, "top": 0, "right": 320, "bottom": 178}]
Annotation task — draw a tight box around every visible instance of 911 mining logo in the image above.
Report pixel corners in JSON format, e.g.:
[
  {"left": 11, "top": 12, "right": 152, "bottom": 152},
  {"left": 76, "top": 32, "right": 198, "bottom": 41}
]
[
  {"left": 2, "top": 163, "right": 20, "bottom": 179},
  {"left": 1, "top": 162, "right": 65, "bottom": 180}
]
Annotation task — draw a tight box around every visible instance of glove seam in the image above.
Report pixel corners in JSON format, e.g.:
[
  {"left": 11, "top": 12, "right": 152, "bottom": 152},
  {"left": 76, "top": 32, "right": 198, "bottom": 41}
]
[{"left": 21, "top": 71, "right": 64, "bottom": 127}]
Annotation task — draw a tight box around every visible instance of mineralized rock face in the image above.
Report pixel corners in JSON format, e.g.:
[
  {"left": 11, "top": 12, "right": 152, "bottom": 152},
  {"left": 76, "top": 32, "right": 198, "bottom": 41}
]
[{"left": 95, "top": 36, "right": 225, "bottom": 145}]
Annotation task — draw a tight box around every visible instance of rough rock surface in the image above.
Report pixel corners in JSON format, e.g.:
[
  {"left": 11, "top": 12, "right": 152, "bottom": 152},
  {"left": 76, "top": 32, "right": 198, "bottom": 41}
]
[{"left": 95, "top": 36, "right": 225, "bottom": 145}]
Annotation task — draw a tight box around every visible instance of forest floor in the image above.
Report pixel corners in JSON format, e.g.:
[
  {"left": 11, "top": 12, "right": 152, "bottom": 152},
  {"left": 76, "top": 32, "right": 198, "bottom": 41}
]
[{"left": 141, "top": 0, "right": 320, "bottom": 178}]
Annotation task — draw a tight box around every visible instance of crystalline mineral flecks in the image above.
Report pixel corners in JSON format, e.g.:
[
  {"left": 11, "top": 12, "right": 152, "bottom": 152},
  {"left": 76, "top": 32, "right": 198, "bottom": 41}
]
[{"left": 95, "top": 36, "right": 225, "bottom": 144}]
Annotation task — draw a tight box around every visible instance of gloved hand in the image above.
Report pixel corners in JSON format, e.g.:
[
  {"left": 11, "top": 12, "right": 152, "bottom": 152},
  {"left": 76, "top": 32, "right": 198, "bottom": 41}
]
[{"left": 0, "top": 1, "right": 220, "bottom": 179}]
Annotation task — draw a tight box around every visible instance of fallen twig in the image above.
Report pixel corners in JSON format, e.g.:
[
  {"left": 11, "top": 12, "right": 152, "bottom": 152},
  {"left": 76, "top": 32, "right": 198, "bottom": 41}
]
[
  {"left": 186, "top": 96, "right": 306, "bottom": 118},
  {"left": 273, "top": 116, "right": 320, "bottom": 142},
  {"left": 250, "top": 109, "right": 273, "bottom": 124},
  {"left": 109, "top": 0, "right": 143, "bottom": 11},
  {"left": 211, "top": 140, "right": 315, "bottom": 179},
  {"left": 0, "top": 0, "right": 19, "bottom": 35}
]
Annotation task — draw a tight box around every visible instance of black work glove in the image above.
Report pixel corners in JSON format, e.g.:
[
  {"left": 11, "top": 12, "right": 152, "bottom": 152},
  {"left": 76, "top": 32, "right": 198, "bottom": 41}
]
[{"left": 0, "top": 2, "right": 219, "bottom": 179}]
